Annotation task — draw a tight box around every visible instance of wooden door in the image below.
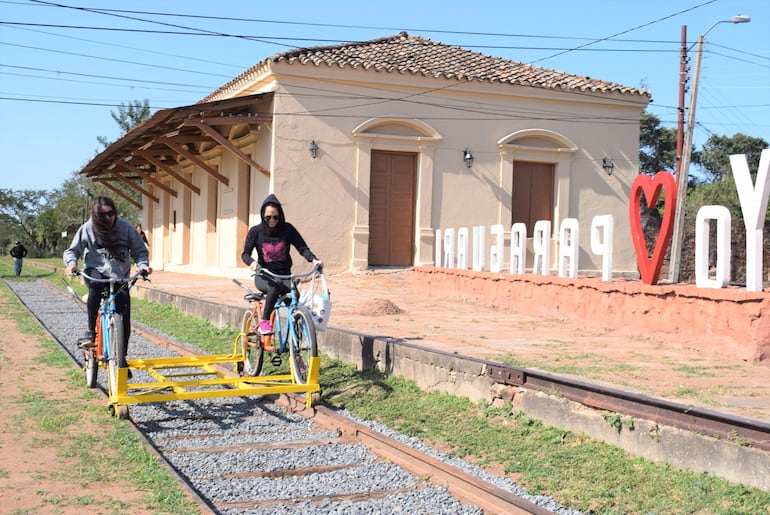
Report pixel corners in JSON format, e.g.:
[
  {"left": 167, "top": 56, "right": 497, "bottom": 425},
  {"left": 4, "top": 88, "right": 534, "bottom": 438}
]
[
  {"left": 512, "top": 161, "right": 555, "bottom": 236},
  {"left": 368, "top": 150, "right": 417, "bottom": 266}
]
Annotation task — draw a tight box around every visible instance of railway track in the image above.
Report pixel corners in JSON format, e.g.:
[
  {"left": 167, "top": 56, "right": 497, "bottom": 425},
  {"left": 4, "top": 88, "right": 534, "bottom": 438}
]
[
  {"left": 14, "top": 278, "right": 768, "bottom": 511},
  {"left": 9, "top": 279, "right": 564, "bottom": 515},
  {"left": 486, "top": 364, "right": 770, "bottom": 451}
]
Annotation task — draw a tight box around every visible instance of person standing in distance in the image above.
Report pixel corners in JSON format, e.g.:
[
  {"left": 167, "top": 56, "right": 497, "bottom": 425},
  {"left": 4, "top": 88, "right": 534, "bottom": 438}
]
[
  {"left": 63, "top": 196, "right": 152, "bottom": 370},
  {"left": 9, "top": 241, "right": 28, "bottom": 276},
  {"left": 135, "top": 224, "right": 149, "bottom": 248},
  {"left": 241, "top": 194, "right": 322, "bottom": 335}
]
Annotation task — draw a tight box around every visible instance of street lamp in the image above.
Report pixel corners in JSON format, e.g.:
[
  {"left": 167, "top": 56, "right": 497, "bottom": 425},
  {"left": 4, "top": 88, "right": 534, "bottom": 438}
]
[{"left": 668, "top": 15, "right": 751, "bottom": 284}]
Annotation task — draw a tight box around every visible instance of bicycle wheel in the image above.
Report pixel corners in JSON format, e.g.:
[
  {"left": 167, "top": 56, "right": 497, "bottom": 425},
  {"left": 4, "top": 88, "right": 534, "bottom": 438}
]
[
  {"left": 288, "top": 308, "right": 318, "bottom": 384},
  {"left": 106, "top": 313, "right": 125, "bottom": 399},
  {"left": 239, "top": 310, "right": 264, "bottom": 377}
]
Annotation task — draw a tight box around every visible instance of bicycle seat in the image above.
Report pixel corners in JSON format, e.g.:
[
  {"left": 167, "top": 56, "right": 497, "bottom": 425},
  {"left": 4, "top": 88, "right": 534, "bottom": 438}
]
[{"left": 244, "top": 292, "right": 265, "bottom": 302}]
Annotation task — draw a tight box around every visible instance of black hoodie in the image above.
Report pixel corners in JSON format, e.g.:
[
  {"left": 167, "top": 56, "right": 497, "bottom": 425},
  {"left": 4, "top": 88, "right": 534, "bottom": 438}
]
[{"left": 241, "top": 194, "right": 317, "bottom": 275}]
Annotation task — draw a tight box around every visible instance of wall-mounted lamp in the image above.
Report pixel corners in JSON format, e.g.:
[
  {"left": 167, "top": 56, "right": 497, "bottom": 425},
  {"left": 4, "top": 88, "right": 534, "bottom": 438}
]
[
  {"left": 463, "top": 149, "right": 474, "bottom": 168},
  {"left": 602, "top": 157, "right": 615, "bottom": 176},
  {"left": 308, "top": 140, "right": 319, "bottom": 159}
]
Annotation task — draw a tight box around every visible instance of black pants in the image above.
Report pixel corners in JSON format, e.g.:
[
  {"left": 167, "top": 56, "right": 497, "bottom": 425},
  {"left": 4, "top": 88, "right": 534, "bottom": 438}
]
[
  {"left": 85, "top": 270, "right": 131, "bottom": 362},
  {"left": 254, "top": 275, "right": 290, "bottom": 321}
]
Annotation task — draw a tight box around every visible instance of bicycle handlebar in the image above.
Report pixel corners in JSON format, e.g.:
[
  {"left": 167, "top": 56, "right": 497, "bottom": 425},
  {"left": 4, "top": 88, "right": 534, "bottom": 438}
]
[
  {"left": 256, "top": 263, "right": 322, "bottom": 282},
  {"left": 69, "top": 269, "right": 150, "bottom": 284}
]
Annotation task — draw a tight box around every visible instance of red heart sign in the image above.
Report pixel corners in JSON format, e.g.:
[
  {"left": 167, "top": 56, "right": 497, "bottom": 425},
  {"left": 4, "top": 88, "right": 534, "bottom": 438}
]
[{"left": 629, "top": 172, "right": 677, "bottom": 285}]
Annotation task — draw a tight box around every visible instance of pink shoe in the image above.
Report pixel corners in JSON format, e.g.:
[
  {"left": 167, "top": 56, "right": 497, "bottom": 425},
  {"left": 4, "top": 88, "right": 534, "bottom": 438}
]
[{"left": 258, "top": 320, "right": 273, "bottom": 335}]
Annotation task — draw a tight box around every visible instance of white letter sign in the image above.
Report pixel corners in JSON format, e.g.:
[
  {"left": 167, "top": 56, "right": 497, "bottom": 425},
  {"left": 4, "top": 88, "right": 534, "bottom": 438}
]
[
  {"left": 732, "top": 150, "right": 770, "bottom": 292},
  {"left": 590, "top": 215, "right": 614, "bottom": 282},
  {"left": 558, "top": 218, "right": 580, "bottom": 278},
  {"left": 489, "top": 224, "right": 504, "bottom": 273},
  {"left": 472, "top": 226, "right": 485, "bottom": 272},
  {"left": 533, "top": 220, "right": 551, "bottom": 275},
  {"left": 457, "top": 228, "right": 469, "bottom": 269},
  {"left": 510, "top": 223, "right": 527, "bottom": 275},
  {"left": 695, "top": 205, "right": 731, "bottom": 289},
  {"left": 443, "top": 228, "right": 455, "bottom": 268}
]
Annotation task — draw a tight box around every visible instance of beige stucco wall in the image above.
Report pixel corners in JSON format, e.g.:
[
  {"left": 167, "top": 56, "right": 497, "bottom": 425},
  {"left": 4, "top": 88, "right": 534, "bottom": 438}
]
[
  {"left": 266, "top": 65, "right": 646, "bottom": 274},
  {"left": 145, "top": 62, "right": 648, "bottom": 277}
]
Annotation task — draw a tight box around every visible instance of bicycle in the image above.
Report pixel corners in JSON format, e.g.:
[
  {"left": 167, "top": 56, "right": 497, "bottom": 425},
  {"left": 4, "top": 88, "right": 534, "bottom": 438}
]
[
  {"left": 63, "top": 269, "right": 148, "bottom": 418},
  {"left": 232, "top": 265, "right": 320, "bottom": 385}
]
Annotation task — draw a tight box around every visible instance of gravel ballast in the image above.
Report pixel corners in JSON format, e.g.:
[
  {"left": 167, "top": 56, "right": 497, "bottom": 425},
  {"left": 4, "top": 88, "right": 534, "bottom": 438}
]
[{"left": 8, "top": 279, "right": 580, "bottom": 514}]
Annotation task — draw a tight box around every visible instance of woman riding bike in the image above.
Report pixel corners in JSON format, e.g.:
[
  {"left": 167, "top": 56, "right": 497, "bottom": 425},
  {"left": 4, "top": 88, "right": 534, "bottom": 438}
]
[
  {"left": 63, "top": 196, "right": 152, "bottom": 368},
  {"left": 241, "top": 194, "right": 322, "bottom": 335}
]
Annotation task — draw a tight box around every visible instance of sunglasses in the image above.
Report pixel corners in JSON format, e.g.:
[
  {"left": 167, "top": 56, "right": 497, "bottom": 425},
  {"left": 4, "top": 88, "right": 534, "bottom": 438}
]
[
  {"left": 99, "top": 210, "right": 116, "bottom": 218},
  {"left": 264, "top": 215, "right": 279, "bottom": 221}
]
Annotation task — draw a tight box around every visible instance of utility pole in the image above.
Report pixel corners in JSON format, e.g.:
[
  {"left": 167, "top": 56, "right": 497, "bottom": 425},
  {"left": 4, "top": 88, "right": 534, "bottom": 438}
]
[
  {"left": 675, "top": 26, "right": 687, "bottom": 180},
  {"left": 668, "top": 15, "right": 751, "bottom": 284},
  {"left": 668, "top": 30, "right": 702, "bottom": 284}
]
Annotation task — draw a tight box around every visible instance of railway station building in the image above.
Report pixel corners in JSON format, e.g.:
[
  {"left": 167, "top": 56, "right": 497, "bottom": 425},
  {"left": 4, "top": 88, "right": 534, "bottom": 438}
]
[{"left": 79, "top": 32, "right": 651, "bottom": 278}]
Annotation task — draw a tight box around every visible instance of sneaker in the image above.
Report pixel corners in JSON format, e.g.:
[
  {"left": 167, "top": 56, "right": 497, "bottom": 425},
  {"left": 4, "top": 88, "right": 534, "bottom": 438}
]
[
  {"left": 78, "top": 330, "right": 96, "bottom": 349},
  {"left": 257, "top": 320, "right": 273, "bottom": 335}
]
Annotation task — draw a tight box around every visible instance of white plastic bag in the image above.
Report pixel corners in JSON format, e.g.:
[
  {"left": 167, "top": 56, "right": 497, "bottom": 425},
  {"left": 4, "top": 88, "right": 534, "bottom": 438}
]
[{"left": 300, "top": 271, "right": 332, "bottom": 331}]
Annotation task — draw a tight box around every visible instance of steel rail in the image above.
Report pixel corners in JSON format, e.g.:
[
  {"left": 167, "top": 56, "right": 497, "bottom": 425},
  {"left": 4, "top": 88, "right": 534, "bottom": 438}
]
[
  {"left": 487, "top": 363, "right": 770, "bottom": 451},
  {"left": 134, "top": 323, "right": 553, "bottom": 513},
  {"left": 307, "top": 403, "right": 552, "bottom": 515}
]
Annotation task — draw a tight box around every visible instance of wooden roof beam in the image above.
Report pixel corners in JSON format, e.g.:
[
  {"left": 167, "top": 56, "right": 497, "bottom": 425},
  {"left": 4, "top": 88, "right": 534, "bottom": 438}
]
[
  {"left": 123, "top": 161, "right": 178, "bottom": 198},
  {"left": 110, "top": 167, "right": 160, "bottom": 203},
  {"left": 192, "top": 114, "right": 272, "bottom": 126},
  {"left": 185, "top": 119, "right": 270, "bottom": 178},
  {"left": 135, "top": 152, "right": 201, "bottom": 195},
  {"left": 163, "top": 140, "right": 229, "bottom": 186},
  {"left": 95, "top": 178, "right": 143, "bottom": 209}
]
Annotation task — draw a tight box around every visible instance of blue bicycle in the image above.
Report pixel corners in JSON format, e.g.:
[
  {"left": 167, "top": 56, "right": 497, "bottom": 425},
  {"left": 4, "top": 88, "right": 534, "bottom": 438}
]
[
  {"left": 232, "top": 265, "right": 320, "bottom": 384},
  {"left": 64, "top": 269, "right": 148, "bottom": 418}
]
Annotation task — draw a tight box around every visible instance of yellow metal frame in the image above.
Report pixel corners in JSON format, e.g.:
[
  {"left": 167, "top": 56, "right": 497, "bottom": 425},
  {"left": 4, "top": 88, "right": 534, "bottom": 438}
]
[{"left": 106, "top": 334, "right": 321, "bottom": 413}]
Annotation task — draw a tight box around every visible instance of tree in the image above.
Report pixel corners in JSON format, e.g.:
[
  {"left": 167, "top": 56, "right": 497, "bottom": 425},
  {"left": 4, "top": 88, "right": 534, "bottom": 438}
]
[
  {"left": 96, "top": 99, "right": 152, "bottom": 150},
  {"left": 91, "top": 99, "right": 154, "bottom": 223},
  {"left": 639, "top": 111, "right": 677, "bottom": 176},
  {"left": 692, "top": 133, "right": 768, "bottom": 183},
  {"left": 0, "top": 189, "right": 53, "bottom": 256},
  {"left": 686, "top": 133, "right": 770, "bottom": 220}
]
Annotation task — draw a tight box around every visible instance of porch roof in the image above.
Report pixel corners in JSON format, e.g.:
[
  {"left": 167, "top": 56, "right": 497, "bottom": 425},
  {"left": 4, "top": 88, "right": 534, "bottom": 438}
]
[{"left": 80, "top": 93, "right": 272, "bottom": 208}]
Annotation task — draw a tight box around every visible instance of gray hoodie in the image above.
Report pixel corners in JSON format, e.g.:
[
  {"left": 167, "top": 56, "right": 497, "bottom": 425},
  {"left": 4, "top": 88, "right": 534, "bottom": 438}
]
[{"left": 63, "top": 218, "right": 149, "bottom": 278}]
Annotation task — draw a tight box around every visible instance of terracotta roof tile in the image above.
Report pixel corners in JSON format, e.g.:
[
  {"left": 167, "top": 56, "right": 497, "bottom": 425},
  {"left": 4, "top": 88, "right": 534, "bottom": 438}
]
[{"left": 203, "top": 32, "right": 649, "bottom": 102}]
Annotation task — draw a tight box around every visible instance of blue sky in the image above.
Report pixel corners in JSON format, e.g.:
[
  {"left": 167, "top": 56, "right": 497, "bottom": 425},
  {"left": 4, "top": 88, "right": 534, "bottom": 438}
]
[{"left": 1, "top": 0, "right": 768, "bottom": 190}]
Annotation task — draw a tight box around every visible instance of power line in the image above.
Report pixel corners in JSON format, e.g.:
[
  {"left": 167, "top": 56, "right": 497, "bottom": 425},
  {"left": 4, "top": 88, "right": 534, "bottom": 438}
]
[
  {"left": 10, "top": 0, "right": 681, "bottom": 43},
  {"left": 0, "top": 21, "right": 685, "bottom": 53},
  {"left": 25, "top": 0, "right": 296, "bottom": 47},
  {"left": 0, "top": 41, "right": 236, "bottom": 78},
  {"left": 528, "top": 0, "right": 718, "bottom": 64},
  {"left": 3, "top": 23, "right": 248, "bottom": 70},
  {"left": 0, "top": 64, "right": 214, "bottom": 89},
  {"left": 0, "top": 71, "right": 211, "bottom": 94}
]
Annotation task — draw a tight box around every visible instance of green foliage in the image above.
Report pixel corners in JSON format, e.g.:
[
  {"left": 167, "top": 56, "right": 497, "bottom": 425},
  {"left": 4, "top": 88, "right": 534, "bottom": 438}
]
[
  {"left": 603, "top": 413, "right": 635, "bottom": 431},
  {"left": 0, "top": 99, "right": 152, "bottom": 258},
  {"left": 321, "top": 368, "right": 770, "bottom": 513},
  {"left": 131, "top": 299, "right": 237, "bottom": 355},
  {"left": 96, "top": 99, "right": 152, "bottom": 149},
  {"left": 685, "top": 171, "right": 770, "bottom": 221},
  {"left": 639, "top": 111, "right": 677, "bottom": 176},
  {"left": 693, "top": 133, "right": 769, "bottom": 183},
  {"left": 0, "top": 188, "right": 53, "bottom": 256}
]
